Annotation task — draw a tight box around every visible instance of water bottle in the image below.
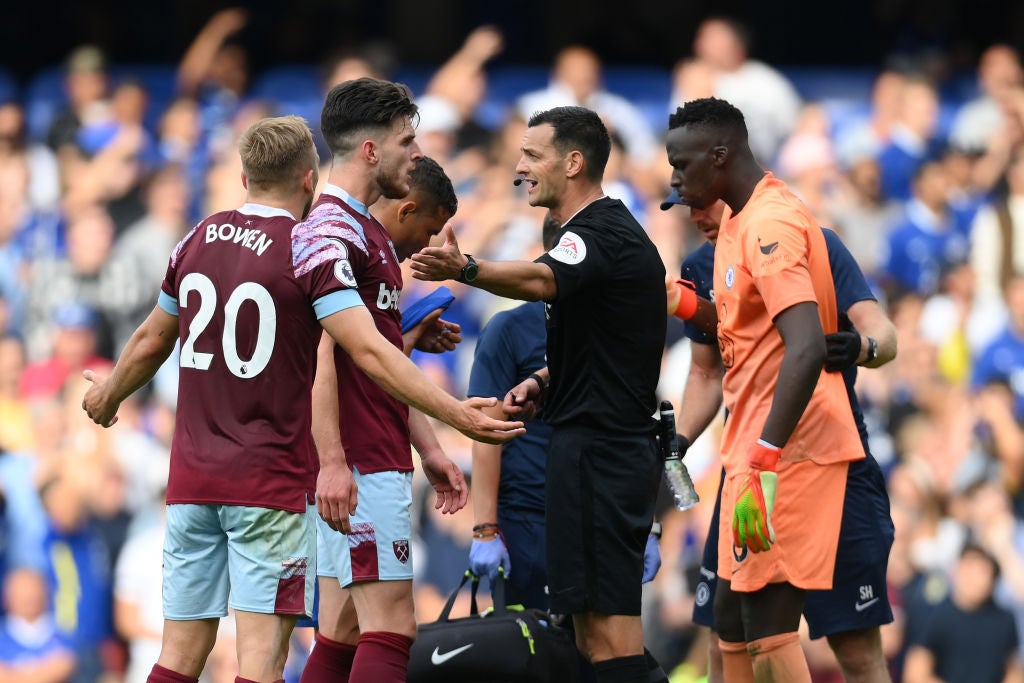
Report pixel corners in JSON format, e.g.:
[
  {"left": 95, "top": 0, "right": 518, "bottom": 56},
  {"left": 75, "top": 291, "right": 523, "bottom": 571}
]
[{"left": 659, "top": 401, "right": 700, "bottom": 511}]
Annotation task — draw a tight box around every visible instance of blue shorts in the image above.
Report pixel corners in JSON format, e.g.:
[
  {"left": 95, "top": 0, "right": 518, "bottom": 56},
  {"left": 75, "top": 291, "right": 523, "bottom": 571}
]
[
  {"left": 692, "top": 457, "right": 895, "bottom": 639},
  {"left": 316, "top": 469, "right": 414, "bottom": 587},
  {"left": 163, "top": 504, "right": 316, "bottom": 620},
  {"left": 497, "top": 509, "right": 548, "bottom": 610}
]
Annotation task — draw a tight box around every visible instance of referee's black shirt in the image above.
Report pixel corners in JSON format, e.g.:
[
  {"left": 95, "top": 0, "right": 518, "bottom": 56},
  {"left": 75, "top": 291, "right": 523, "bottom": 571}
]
[{"left": 536, "top": 197, "right": 666, "bottom": 434}]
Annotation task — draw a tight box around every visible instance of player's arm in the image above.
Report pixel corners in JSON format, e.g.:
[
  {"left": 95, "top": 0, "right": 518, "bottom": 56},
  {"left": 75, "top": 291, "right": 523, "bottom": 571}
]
[
  {"left": 311, "top": 332, "right": 358, "bottom": 534},
  {"left": 678, "top": 340, "right": 725, "bottom": 445},
  {"left": 82, "top": 305, "right": 178, "bottom": 427},
  {"left": 409, "top": 408, "right": 468, "bottom": 514},
  {"left": 666, "top": 278, "right": 718, "bottom": 337},
  {"left": 319, "top": 306, "right": 524, "bottom": 444},
  {"left": 761, "top": 302, "right": 827, "bottom": 446},
  {"left": 845, "top": 299, "right": 897, "bottom": 368},
  {"left": 409, "top": 224, "right": 557, "bottom": 301}
]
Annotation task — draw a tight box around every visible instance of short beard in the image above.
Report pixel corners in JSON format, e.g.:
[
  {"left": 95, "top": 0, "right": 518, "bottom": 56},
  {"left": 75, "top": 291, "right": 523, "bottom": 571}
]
[{"left": 376, "top": 164, "right": 409, "bottom": 200}]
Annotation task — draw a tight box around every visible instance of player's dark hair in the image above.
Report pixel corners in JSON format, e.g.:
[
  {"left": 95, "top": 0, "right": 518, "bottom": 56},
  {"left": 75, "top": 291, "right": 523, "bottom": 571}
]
[
  {"left": 528, "top": 106, "right": 610, "bottom": 182},
  {"left": 409, "top": 156, "right": 458, "bottom": 217},
  {"left": 321, "top": 77, "right": 418, "bottom": 158},
  {"left": 668, "top": 97, "right": 748, "bottom": 140},
  {"left": 542, "top": 214, "right": 561, "bottom": 251}
]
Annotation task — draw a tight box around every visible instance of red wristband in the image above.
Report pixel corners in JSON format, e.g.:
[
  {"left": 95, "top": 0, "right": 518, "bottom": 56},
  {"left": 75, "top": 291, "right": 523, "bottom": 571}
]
[
  {"left": 673, "top": 279, "right": 698, "bottom": 320},
  {"left": 748, "top": 441, "right": 781, "bottom": 471}
]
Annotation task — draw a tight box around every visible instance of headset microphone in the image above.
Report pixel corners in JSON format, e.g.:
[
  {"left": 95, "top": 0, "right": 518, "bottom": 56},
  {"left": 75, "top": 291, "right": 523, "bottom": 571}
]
[{"left": 513, "top": 178, "right": 525, "bottom": 187}]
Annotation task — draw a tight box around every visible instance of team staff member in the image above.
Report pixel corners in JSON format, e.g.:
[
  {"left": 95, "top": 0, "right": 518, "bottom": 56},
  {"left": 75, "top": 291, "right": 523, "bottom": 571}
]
[
  {"left": 81, "top": 115, "right": 523, "bottom": 683},
  {"left": 411, "top": 106, "right": 669, "bottom": 683},
  {"left": 665, "top": 194, "right": 897, "bottom": 683},
  {"left": 666, "top": 97, "right": 865, "bottom": 683}
]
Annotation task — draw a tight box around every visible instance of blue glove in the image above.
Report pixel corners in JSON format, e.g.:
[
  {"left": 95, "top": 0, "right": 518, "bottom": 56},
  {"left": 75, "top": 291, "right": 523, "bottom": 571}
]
[
  {"left": 469, "top": 536, "right": 511, "bottom": 582},
  {"left": 642, "top": 534, "right": 662, "bottom": 583}
]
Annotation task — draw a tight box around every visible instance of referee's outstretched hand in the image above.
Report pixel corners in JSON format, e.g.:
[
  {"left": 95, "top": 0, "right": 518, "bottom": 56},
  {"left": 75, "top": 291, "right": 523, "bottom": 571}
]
[{"left": 409, "top": 223, "right": 465, "bottom": 282}]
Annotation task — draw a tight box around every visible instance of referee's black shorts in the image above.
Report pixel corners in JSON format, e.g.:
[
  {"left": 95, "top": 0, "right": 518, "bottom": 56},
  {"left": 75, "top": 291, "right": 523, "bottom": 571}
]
[{"left": 545, "top": 424, "right": 661, "bottom": 616}]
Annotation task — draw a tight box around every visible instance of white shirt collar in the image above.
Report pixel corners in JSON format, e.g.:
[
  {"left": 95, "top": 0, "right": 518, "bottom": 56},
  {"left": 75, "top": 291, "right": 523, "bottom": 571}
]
[
  {"left": 321, "top": 183, "right": 371, "bottom": 218},
  {"left": 237, "top": 203, "right": 295, "bottom": 220}
]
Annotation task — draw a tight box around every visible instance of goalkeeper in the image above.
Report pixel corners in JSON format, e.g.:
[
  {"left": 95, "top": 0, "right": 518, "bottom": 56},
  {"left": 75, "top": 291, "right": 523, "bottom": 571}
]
[{"left": 665, "top": 98, "right": 871, "bottom": 683}]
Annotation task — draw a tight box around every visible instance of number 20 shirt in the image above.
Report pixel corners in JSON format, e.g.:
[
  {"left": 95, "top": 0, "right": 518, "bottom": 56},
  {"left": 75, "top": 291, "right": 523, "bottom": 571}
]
[{"left": 158, "top": 203, "right": 362, "bottom": 513}]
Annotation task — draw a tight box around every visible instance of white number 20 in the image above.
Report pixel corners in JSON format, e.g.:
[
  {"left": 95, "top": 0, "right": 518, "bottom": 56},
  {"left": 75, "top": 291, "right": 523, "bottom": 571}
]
[{"left": 178, "top": 273, "right": 277, "bottom": 379}]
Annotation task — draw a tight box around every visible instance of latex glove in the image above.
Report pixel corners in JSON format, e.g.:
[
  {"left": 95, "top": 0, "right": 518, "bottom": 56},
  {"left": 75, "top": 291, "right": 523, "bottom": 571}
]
[
  {"left": 469, "top": 535, "right": 510, "bottom": 582},
  {"left": 732, "top": 442, "right": 780, "bottom": 553},
  {"left": 642, "top": 534, "right": 662, "bottom": 583}
]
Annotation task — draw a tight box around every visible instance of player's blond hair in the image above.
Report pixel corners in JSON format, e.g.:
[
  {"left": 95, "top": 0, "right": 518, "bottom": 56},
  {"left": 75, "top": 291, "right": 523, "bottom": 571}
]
[{"left": 238, "top": 115, "right": 319, "bottom": 192}]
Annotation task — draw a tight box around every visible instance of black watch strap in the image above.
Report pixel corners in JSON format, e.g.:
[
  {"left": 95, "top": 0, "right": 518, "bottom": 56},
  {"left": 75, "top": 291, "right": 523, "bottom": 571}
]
[
  {"left": 458, "top": 254, "right": 478, "bottom": 283},
  {"left": 865, "top": 336, "right": 878, "bottom": 363}
]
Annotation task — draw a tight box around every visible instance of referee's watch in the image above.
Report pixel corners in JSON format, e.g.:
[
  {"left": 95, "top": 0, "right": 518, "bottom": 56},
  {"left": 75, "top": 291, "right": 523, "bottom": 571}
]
[{"left": 458, "top": 254, "right": 479, "bottom": 284}]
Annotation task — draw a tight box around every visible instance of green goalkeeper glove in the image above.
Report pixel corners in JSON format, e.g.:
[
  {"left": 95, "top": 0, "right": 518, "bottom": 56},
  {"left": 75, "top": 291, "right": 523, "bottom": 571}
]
[{"left": 732, "top": 441, "right": 781, "bottom": 553}]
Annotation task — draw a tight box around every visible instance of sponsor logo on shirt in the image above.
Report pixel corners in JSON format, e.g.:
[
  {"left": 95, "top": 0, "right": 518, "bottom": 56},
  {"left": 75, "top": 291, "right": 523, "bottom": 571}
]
[
  {"left": 376, "top": 283, "right": 401, "bottom": 310},
  {"left": 548, "top": 231, "right": 587, "bottom": 265},
  {"left": 725, "top": 266, "right": 735, "bottom": 289}
]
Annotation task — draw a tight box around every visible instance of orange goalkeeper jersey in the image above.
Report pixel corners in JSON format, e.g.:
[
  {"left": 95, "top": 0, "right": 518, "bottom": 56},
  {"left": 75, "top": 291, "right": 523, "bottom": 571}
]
[{"left": 713, "top": 173, "right": 864, "bottom": 474}]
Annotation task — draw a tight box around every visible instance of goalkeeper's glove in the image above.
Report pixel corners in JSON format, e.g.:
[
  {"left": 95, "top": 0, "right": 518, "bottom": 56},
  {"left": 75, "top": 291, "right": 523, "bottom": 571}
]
[
  {"left": 666, "top": 278, "right": 699, "bottom": 320},
  {"left": 732, "top": 441, "right": 780, "bottom": 553}
]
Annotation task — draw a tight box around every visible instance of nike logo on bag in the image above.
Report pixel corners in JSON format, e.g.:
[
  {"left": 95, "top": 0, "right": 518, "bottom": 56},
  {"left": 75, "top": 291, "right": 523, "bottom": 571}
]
[
  {"left": 759, "top": 240, "right": 779, "bottom": 255},
  {"left": 431, "top": 644, "right": 474, "bottom": 665},
  {"left": 855, "top": 597, "right": 880, "bottom": 612}
]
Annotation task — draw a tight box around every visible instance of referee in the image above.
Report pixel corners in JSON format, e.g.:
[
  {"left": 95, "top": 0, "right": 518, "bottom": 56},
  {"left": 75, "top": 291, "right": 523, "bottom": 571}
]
[{"left": 410, "top": 105, "right": 668, "bottom": 683}]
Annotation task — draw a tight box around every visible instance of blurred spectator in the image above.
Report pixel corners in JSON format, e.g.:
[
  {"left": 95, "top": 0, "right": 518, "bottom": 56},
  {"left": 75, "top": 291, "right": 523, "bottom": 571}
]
[
  {"left": 176, "top": 8, "right": 250, "bottom": 167},
  {"left": 675, "top": 16, "right": 802, "bottom": 164},
  {"left": 877, "top": 75, "right": 943, "bottom": 201},
  {"left": 0, "top": 567, "right": 75, "bottom": 682},
  {"left": 517, "top": 45, "right": 659, "bottom": 170},
  {"left": 113, "top": 498, "right": 164, "bottom": 683},
  {"left": 320, "top": 42, "right": 396, "bottom": 91},
  {"left": 0, "top": 335, "right": 31, "bottom": 453},
  {"left": 0, "top": 101, "right": 60, "bottom": 213},
  {"left": 46, "top": 46, "right": 110, "bottom": 156},
  {"left": 775, "top": 103, "right": 840, "bottom": 222},
  {"left": 24, "top": 204, "right": 140, "bottom": 361},
  {"left": 883, "top": 159, "right": 971, "bottom": 298},
  {"left": 112, "top": 163, "right": 190, "bottom": 345},
  {"left": 830, "top": 156, "right": 902, "bottom": 278},
  {"left": 835, "top": 69, "right": 907, "bottom": 167},
  {"left": 39, "top": 473, "right": 116, "bottom": 683},
  {"left": 19, "top": 303, "right": 111, "bottom": 400},
  {"left": 971, "top": 273, "right": 1024, "bottom": 422},
  {"left": 971, "top": 150, "right": 1024, "bottom": 302},
  {"left": 950, "top": 44, "right": 1024, "bottom": 154},
  {"left": 903, "top": 544, "right": 1020, "bottom": 683}
]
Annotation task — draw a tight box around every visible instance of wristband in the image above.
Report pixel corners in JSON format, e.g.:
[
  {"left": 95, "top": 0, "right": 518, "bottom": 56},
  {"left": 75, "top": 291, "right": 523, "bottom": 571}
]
[
  {"left": 527, "top": 372, "right": 546, "bottom": 395},
  {"left": 472, "top": 522, "right": 499, "bottom": 532},
  {"left": 650, "top": 521, "right": 662, "bottom": 539},
  {"left": 749, "top": 440, "right": 782, "bottom": 471},
  {"left": 673, "top": 279, "right": 698, "bottom": 320}
]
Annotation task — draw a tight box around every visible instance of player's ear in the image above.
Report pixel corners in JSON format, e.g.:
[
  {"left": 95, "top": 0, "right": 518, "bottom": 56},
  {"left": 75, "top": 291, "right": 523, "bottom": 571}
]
[
  {"left": 302, "top": 167, "right": 315, "bottom": 194},
  {"left": 397, "top": 200, "right": 417, "bottom": 222},
  {"left": 711, "top": 145, "right": 729, "bottom": 167},
  {"left": 241, "top": 172, "right": 248, "bottom": 190},
  {"left": 362, "top": 138, "right": 378, "bottom": 165}
]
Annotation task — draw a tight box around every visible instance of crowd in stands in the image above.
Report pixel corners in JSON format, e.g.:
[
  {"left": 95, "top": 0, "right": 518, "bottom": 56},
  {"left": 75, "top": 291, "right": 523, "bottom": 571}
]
[{"left": 0, "top": 8, "right": 1023, "bottom": 682}]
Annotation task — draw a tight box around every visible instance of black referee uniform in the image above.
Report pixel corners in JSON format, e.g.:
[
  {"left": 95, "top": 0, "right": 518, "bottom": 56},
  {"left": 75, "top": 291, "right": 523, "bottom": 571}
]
[{"left": 535, "top": 196, "right": 666, "bottom": 616}]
